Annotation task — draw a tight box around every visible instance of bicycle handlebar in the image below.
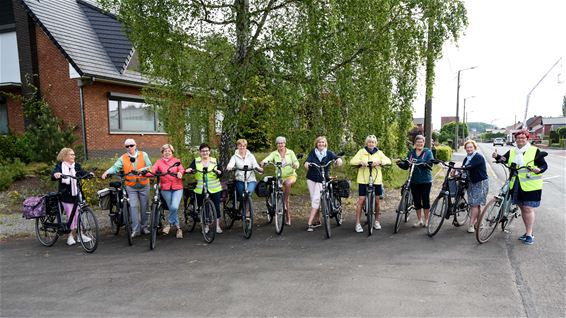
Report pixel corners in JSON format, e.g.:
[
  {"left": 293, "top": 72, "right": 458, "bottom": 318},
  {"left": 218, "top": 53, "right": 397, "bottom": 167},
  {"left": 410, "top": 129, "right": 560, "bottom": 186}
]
[
  {"left": 60, "top": 172, "right": 95, "bottom": 180},
  {"left": 432, "top": 159, "right": 466, "bottom": 170}
]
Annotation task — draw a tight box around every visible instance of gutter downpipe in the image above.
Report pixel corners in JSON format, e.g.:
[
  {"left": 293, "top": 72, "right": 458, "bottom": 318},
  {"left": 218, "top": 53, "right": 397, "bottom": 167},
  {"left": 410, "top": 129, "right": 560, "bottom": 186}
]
[{"left": 77, "top": 78, "right": 90, "bottom": 160}]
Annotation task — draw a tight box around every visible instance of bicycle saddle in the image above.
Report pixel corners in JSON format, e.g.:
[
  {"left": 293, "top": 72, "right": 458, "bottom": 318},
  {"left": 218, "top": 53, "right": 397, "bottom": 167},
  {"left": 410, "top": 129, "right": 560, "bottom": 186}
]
[{"left": 263, "top": 176, "right": 275, "bottom": 182}]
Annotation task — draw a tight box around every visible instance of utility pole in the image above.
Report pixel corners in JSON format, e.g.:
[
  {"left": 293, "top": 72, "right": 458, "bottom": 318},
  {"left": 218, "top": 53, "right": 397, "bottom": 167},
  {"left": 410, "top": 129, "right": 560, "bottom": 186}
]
[
  {"left": 523, "top": 57, "right": 563, "bottom": 124},
  {"left": 454, "top": 66, "right": 477, "bottom": 150}
]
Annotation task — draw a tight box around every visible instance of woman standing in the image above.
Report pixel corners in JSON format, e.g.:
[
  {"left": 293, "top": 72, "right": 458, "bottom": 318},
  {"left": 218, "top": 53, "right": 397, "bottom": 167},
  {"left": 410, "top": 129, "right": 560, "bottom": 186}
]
[
  {"left": 459, "top": 140, "right": 489, "bottom": 233},
  {"left": 260, "top": 136, "right": 300, "bottom": 226},
  {"left": 396, "top": 135, "right": 434, "bottom": 228},
  {"left": 151, "top": 144, "right": 185, "bottom": 239},
  {"left": 226, "top": 139, "right": 263, "bottom": 199},
  {"left": 350, "top": 135, "right": 391, "bottom": 233},
  {"left": 493, "top": 131, "right": 547, "bottom": 245},
  {"left": 304, "top": 136, "right": 342, "bottom": 232},
  {"left": 187, "top": 143, "right": 223, "bottom": 234},
  {"left": 52, "top": 148, "right": 94, "bottom": 245}
]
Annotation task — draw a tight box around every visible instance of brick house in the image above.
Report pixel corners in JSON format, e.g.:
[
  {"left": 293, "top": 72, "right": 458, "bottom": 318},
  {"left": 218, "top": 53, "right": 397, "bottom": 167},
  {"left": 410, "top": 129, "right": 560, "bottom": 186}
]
[
  {"left": 542, "top": 117, "right": 566, "bottom": 135},
  {"left": 0, "top": 0, "right": 181, "bottom": 158}
]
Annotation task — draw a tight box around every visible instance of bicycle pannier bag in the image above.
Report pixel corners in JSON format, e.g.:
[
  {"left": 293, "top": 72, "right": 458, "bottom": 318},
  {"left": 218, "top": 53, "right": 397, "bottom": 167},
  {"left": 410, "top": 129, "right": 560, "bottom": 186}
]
[
  {"left": 255, "top": 180, "right": 271, "bottom": 197},
  {"left": 448, "top": 179, "right": 458, "bottom": 198},
  {"left": 97, "top": 188, "right": 114, "bottom": 210},
  {"left": 22, "top": 195, "right": 46, "bottom": 219},
  {"left": 332, "top": 179, "right": 351, "bottom": 198}
]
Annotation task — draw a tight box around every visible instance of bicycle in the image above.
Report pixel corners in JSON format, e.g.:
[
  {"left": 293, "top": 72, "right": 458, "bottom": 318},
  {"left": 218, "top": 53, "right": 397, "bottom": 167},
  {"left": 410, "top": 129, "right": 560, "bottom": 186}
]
[
  {"left": 307, "top": 153, "right": 344, "bottom": 239},
  {"left": 262, "top": 154, "right": 303, "bottom": 235},
  {"left": 426, "top": 159, "right": 470, "bottom": 237},
  {"left": 394, "top": 159, "right": 432, "bottom": 234},
  {"left": 187, "top": 165, "right": 220, "bottom": 243},
  {"left": 476, "top": 152, "right": 547, "bottom": 244},
  {"left": 224, "top": 165, "right": 260, "bottom": 239},
  {"left": 148, "top": 162, "right": 181, "bottom": 250},
  {"left": 358, "top": 161, "right": 382, "bottom": 236},
  {"left": 182, "top": 181, "right": 199, "bottom": 232},
  {"left": 106, "top": 170, "right": 148, "bottom": 246},
  {"left": 35, "top": 171, "right": 99, "bottom": 253}
]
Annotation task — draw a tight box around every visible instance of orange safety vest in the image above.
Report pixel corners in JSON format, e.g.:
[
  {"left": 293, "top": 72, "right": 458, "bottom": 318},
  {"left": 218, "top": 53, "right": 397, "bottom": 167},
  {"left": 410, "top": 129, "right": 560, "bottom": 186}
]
[{"left": 122, "top": 152, "right": 149, "bottom": 187}]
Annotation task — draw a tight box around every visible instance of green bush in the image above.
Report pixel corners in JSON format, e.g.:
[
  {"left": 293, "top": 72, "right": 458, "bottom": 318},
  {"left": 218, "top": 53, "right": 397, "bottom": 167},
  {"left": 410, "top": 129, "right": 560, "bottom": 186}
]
[
  {"left": 435, "top": 145, "right": 452, "bottom": 162},
  {"left": 558, "top": 127, "right": 566, "bottom": 139},
  {"left": 0, "top": 159, "right": 26, "bottom": 190},
  {"left": 560, "top": 139, "right": 566, "bottom": 149},
  {"left": 0, "top": 134, "right": 31, "bottom": 163}
]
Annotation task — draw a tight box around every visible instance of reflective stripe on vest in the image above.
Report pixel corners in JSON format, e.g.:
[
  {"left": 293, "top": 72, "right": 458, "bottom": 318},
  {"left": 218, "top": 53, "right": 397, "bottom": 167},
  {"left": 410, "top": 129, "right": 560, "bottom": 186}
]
[
  {"left": 194, "top": 158, "right": 222, "bottom": 194},
  {"left": 122, "top": 152, "right": 149, "bottom": 187},
  {"left": 508, "top": 147, "right": 543, "bottom": 192}
]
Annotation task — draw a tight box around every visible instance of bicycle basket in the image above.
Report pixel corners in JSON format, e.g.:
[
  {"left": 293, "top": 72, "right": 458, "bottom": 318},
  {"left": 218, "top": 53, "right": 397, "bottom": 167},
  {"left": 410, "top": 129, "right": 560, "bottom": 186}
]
[
  {"left": 332, "top": 179, "right": 351, "bottom": 198},
  {"left": 255, "top": 180, "right": 271, "bottom": 197},
  {"left": 97, "top": 187, "right": 116, "bottom": 210},
  {"left": 22, "top": 195, "right": 46, "bottom": 219}
]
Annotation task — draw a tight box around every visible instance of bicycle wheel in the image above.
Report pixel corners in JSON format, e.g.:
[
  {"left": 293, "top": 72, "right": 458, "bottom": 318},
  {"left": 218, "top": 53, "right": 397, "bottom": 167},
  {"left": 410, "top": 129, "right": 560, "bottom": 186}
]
[
  {"left": 427, "top": 195, "right": 447, "bottom": 237},
  {"left": 223, "top": 195, "right": 236, "bottom": 230},
  {"left": 501, "top": 205, "right": 519, "bottom": 232},
  {"left": 476, "top": 197, "right": 501, "bottom": 244},
  {"left": 333, "top": 196, "right": 343, "bottom": 226},
  {"left": 321, "top": 196, "right": 331, "bottom": 239},
  {"left": 394, "top": 189, "right": 409, "bottom": 234},
  {"left": 35, "top": 214, "right": 59, "bottom": 246},
  {"left": 266, "top": 196, "right": 274, "bottom": 224},
  {"left": 122, "top": 200, "right": 133, "bottom": 246},
  {"left": 405, "top": 190, "right": 413, "bottom": 223},
  {"left": 149, "top": 202, "right": 161, "bottom": 250},
  {"left": 184, "top": 199, "right": 197, "bottom": 232},
  {"left": 201, "top": 199, "right": 216, "bottom": 243},
  {"left": 242, "top": 196, "right": 254, "bottom": 239},
  {"left": 77, "top": 206, "right": 99, "bottom": 253},
  {"left": 453, "top": 195, "right": 469, "bottom": 227},
  {"left": 109, "top": 201, "right": 120, "bottom": 235},
  {"left": 366, "top": 192, "right": 375, "bottom": 236},
  {"left": 274, "top": 192, "right": 285, "bottom": 235}
]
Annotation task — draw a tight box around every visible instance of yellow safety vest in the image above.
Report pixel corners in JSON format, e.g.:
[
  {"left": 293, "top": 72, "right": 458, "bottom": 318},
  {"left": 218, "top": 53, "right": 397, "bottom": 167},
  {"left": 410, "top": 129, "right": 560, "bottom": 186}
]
[
  {"left": 508, "top": 146, "right": 543, "bottom": 192},
  {"left": 194, "top": 157, "right": 222, "bottom": 194}
]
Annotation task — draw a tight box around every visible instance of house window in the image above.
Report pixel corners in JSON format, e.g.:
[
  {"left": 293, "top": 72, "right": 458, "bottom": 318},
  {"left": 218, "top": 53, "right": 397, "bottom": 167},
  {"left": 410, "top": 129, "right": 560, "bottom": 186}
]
[
  {"left": 108, "top": 97, "right": 164, "bottom": 133},
  {"left": 0, "top": 98, "right": 8, "bottom": 135}
]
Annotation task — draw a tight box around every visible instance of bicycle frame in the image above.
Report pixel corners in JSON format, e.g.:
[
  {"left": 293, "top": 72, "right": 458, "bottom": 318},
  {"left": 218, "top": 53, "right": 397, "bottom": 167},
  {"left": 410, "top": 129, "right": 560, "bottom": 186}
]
[{"left": 307, "top": 158, "right": 341, "bottom": 238}]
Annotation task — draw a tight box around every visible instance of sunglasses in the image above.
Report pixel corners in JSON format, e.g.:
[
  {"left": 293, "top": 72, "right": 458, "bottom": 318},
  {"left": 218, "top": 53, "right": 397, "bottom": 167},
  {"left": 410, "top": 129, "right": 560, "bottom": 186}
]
[{"left": 125, "top": 144, "right": 136, "bottom": 148}]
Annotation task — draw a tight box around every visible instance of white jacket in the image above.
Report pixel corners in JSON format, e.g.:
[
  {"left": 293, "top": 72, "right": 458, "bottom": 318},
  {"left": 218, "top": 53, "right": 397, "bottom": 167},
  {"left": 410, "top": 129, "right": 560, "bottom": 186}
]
[{"left": 226, "top": 150, "right": 261, "bottom": 182}]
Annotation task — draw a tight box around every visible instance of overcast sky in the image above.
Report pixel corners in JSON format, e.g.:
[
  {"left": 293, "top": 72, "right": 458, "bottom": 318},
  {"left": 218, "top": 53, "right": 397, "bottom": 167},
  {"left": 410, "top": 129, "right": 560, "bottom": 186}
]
[{"left": 413, "top": 0, "right": 566, "bottom": 129}]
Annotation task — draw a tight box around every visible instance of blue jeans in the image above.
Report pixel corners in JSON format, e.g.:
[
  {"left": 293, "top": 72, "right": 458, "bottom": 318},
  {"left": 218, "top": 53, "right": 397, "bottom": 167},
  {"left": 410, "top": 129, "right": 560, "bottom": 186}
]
[
  {"left": 235, "top": 181, "right": 257, "bottom": 200},
  {"left": 126, "top": 184, "right": 150, "bottom": 234},
  {"left": 161, "top": 189, "right": 183, "bottom": 226}
]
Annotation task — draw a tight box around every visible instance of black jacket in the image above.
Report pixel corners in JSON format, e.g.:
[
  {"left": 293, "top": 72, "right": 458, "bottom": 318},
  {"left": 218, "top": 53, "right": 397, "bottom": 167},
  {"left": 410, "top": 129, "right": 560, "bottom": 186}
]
[
  {"left": 51, "top": 162, "right": 89, "bottom": 203},
  {"left": 462, "top": 153, "right": 488, "bottom": 183}
]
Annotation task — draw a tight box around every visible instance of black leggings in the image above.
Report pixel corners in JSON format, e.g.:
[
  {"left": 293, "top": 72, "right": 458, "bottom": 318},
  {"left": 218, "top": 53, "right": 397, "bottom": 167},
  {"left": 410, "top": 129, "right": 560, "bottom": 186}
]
[
  {"left": 196, "top": 191, "right": 222, "bottom": 219},
  {"left": 410, "top": 183, "right": 432, "bottom": 210}
]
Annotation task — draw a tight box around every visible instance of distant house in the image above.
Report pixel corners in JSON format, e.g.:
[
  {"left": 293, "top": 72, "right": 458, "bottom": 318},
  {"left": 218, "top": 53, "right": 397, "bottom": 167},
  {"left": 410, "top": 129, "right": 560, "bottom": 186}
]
[
  {"left": 542, "top": 117, "right": 566, "bottom": 135},
  {"left": 441, "top": 116, "right": 457, "bottom": 128},
  {"left": 0, "top": 0, "right": 204, "bottom": 158}
]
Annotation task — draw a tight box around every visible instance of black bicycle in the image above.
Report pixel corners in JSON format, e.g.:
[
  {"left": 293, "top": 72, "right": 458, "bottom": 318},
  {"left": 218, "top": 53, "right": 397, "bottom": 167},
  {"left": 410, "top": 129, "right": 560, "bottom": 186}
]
[
  {"left": 224, "top": 165, "right": 261, "bottom": 239},
  {"left": 182, "top": 181, "right": 199, "bottom": 232},
  {"left": 187, "top": 166, "right": 220, "bottom": 243},
  {"left": 148, "top": 162, "right": 181, "bottom": 250},
  {"left": 394, "top": 159, "right": 432, "bottom": 233},
  {"left": 476, "top": 152, "right": 547, "bottom": 244},
  {"left": 262, "top": 155, "right": 303, "bottom": 235},
  {"left": 426, "top": 159, "right": 469, "bottom": 237},
  {"left": 307, "top": 154, "right": 343, "bottom": 239},
  {"left": 35, "top": 171, "right": 99, "bottom": 253},
  {"left": 359, "top": 161, "right": 386, "bottom": 236}
]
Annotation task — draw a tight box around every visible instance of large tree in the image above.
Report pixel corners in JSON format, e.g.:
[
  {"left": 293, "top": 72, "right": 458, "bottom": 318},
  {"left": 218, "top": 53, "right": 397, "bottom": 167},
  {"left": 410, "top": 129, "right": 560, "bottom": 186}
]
[{"left": 101, "top": 0, "right": 467, "bottom": 163}]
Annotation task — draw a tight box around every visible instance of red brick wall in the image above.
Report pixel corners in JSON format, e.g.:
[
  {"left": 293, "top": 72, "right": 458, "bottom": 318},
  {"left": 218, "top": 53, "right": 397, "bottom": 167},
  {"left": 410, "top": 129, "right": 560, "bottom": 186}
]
[
  {"left": 82, "top": 82, "right": 168, "bottom": 157},
  {"left": 33, "top": 24, "right": 168, "bottom": 157},
  {"left": 1, "top": 87, "right": 25, "bottom": 134}
]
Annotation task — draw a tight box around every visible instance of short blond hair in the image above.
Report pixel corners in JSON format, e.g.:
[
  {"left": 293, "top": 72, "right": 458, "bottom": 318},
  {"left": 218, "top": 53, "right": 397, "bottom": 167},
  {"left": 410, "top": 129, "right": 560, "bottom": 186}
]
[
  {"left": 57, "top": 148, "right": 75, "bottom": 162},
  {"left": 365, "top": 135, "right": 377, "bottom": 145},
  {"left": 314, "top": 136, "right": 327, "bottom": 147},
  {"left": 160, "top": 144, "right": 175, "bottom": 153},
  {"left": 236, "top": 139, "right": 248, "bottom": 147},
  {"left": 463, "top": 139, "right": 477, "bottom": 150}
]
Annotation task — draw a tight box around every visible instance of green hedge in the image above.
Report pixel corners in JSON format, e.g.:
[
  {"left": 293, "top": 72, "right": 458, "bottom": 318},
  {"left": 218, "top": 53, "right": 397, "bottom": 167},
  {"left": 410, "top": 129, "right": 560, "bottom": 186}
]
[
  {"left": 0, "top": 159, "right": 26, "bottom": 191},
  {"left": 435, "top": 145, "right": 452, "bottom": 162},
  {"left": 560, "top": 139, "right": 566, "bottom": 149}
]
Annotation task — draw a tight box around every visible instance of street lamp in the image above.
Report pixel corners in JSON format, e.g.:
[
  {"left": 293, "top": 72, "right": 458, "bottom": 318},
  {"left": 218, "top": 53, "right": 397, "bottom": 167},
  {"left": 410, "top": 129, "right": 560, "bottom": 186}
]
[
  {"left": 463, "top": 96, "right": 475, "bottom": 139},
  {"left": 523, "top": 57, "right": 563, "bottom": 125},
  {"left": 454, "top": 66, "right": 478, "bottom": 150}
]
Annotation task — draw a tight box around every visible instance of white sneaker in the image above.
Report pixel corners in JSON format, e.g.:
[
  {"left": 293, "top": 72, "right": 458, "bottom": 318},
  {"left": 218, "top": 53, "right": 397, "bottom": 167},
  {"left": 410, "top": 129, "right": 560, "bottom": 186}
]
[
  {"left": 162, "top": 224, "right": 171, "bottom": 235},
  {"left": 412, "top": 220, "right": 423, "bottom": 228},
  {"left": 79, "top": 234, "right": 92, "bottom": 243},
  {"left": 355, "top": 223, "right": 363, "bottom": 233},
  {"left": 373, "top": 221, "right": 382, "bottom": 230},
  {"left": 204, "top": 226, "right": 209, "bottom": 234},
  {"left": 142, "top": 227, "right": 151, "bottom": 235},
  {"left": 216, "top": 226, "right": 223, "bottom": 234},
  {"left": 467, "top": 225, "right": 475, "bottom": 233},
  {"left": 131, "top": 232, "right": 139, "bottom": 238},
  {"left": 67, "top": 235, "right": 76, "bottom": 246}
]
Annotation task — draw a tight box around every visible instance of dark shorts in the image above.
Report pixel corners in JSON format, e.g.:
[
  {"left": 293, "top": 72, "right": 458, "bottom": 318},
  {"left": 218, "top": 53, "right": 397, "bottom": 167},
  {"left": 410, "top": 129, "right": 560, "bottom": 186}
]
[{"left": 358, "top": 184, "right": 383, "bottom": 197}]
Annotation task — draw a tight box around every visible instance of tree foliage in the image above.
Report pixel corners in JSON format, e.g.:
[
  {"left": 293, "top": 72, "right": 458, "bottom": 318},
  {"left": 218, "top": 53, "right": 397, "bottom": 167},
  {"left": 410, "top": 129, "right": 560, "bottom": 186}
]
[
  {"left": 100, "top": 0, "right": 468, "bottom": 163},
  {"left": 438, "top": 121, "right": 468, "bottom": 145}
]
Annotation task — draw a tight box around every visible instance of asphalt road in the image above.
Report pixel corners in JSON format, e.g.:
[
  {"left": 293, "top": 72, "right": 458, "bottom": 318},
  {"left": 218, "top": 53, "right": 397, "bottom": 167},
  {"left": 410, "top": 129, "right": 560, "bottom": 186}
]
[{"left": 1, "top": 144, "right": 564, "bottom": 317}]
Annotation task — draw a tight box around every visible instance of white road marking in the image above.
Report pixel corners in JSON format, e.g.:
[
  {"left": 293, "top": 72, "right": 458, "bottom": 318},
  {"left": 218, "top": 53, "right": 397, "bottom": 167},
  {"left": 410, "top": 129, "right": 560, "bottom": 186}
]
[{"left": 542, "top": 175, "right": 561, "bottom": 181}]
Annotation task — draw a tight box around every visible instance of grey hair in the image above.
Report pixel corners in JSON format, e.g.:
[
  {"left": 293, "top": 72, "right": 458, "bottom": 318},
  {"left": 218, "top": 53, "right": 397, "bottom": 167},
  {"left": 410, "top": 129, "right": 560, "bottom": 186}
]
[
  {"left": 275, "top": 136, "right": 286, "bottom": 144},
  {"left": 414, "top": 135, "right": 425, "bottom": 143},
  {"left": 365, "top": 135, "right": 377, "bottom": 144}
]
